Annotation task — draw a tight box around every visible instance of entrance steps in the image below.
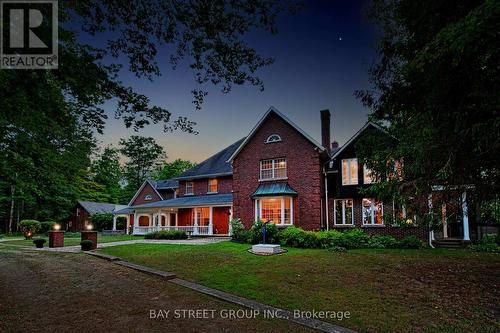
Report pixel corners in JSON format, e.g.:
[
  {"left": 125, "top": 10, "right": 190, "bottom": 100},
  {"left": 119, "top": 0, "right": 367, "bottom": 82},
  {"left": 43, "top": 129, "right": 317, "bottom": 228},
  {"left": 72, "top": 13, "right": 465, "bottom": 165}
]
[{"left": 432, "top": 238, "right": 469, "bottom": 248}]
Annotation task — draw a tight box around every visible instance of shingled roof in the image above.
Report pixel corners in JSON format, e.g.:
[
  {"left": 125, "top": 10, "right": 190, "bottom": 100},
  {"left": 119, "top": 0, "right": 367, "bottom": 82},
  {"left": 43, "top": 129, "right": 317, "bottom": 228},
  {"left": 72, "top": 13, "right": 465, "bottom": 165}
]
[
  {"left": 175, "top": 138, "right": 245, "bottom": 180},
  {"left": 78, "top": 201, "right": 121, "bottom": 215},
  {"left": 155, "top": 179, "right": 179, "bottom": 189}
]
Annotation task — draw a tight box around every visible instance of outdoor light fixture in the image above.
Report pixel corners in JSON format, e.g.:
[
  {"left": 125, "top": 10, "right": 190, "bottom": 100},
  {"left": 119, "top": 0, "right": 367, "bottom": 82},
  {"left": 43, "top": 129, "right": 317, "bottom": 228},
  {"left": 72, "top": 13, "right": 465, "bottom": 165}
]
[
  {"left": 54, "top": 224, "right": 61, "bottom": 231},
  {"left": 86, "top": 224, "right": 93, "bottom": 231}
]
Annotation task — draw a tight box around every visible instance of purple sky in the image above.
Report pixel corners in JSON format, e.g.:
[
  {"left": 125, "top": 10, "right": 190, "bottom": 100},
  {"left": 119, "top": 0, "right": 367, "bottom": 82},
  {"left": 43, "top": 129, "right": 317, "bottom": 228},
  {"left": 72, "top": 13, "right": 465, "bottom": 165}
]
[{"left": 92, "top": 0, "right": 377, "bottom": 163}]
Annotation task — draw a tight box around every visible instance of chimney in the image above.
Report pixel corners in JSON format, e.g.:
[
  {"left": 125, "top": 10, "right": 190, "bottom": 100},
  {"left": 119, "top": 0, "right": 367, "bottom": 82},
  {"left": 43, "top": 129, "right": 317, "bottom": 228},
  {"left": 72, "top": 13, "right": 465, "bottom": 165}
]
[{"left": 320, "top": 109, "right": 331, "bottom": 153}]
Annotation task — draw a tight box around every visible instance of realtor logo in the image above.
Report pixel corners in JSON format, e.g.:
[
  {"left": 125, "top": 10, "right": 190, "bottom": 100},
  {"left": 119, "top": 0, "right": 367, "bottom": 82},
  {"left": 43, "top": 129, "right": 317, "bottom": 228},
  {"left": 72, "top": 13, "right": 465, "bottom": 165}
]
[{"left": 0, "top": 0, "right": 58, "bottom": 69}]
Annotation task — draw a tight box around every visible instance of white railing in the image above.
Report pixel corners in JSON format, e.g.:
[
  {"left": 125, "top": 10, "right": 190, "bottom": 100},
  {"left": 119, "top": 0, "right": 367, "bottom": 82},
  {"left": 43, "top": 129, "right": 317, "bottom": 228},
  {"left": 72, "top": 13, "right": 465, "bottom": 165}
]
[{"left": 133, "top": 225, "right": 213, "bottom": 236}]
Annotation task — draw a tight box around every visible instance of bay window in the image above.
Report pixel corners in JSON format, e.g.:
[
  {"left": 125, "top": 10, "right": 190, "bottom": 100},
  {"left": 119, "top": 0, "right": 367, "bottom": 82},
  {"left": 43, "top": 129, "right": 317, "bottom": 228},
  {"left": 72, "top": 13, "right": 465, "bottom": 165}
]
[
  {"left": 260, "top": 158, "right": 287, "bottom": 180},
  {"left": 362, "top": 198, "right": 384, "bottom": 225},
  {"left": 334, "top": 199, "right": 354, "bottom": 225},
  {"left": 342, "top": 158, "right": 358, "bottom": 185},
  {"left": 255, "top": 196, "right": 293, "bottom": 225}
]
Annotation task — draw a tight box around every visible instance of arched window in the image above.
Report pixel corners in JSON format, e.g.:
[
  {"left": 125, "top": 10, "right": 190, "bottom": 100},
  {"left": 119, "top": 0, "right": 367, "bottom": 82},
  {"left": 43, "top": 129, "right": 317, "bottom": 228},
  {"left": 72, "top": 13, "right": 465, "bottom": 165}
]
[
  {"left": 144, "top": 194, "right": 152, "bottom": 201},
  {"left": 266, "top": 134, "right": 282, "bottom": 144}
]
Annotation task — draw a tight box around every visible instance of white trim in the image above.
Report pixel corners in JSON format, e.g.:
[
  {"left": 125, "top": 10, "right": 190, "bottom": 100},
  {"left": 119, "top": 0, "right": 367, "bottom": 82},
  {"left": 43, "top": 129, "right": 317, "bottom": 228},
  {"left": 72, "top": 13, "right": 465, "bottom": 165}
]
[
  {"left": 259, "top": 158, "right": 287, "bottom": 181},
  {"left": 341, "top": 158, "right": 358, "bottom": 185},
  {"left": 462, "top": 191, "right": 470, "bottom": 241},
  {"left": 127, "top": 180, "right": 164, "bottom": 206},
  {"left": 330, "top": 122, "right": 385, "bottom": 160},
  {"left": 266, "top": 134, "right": 282, "bottom": 144},
  {"left": 227, "top": 106, "right": 325, "bottom": 162},
  {"left": 362, "top": 198, "right": 384, "bottom": 226},
  {"left": 255, "top": 196, "right": 294, "bottom": 226},
  {"left": 333, "top": 199, "right": 354, "bottom": 225}
]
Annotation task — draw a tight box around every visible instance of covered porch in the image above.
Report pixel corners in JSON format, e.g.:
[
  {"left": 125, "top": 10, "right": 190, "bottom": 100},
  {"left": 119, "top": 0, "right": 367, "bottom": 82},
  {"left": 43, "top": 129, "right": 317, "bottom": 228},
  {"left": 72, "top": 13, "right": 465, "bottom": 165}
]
[{"left": 120, "top": 193, "right": 233, "bottom": 236}]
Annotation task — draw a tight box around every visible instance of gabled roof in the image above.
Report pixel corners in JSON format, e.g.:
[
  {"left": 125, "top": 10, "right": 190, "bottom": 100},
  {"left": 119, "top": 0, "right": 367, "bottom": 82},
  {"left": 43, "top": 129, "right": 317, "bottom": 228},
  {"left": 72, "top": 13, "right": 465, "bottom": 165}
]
[
  {"left": 131, "top": 193, "right": 233, "bottom": 209},
  {"left": 155, "top": 179, "right": 179, "bottom": 190},
  {"left": 330, "top": 122, "right": 386, "bottom": 160},
  {"left": 127, "top": 179, "right": 164, "bottom": 206},
  {"left": 78, "top": 201, "right": 120, "bottom": 215},
  {"left": 227, "top": 106, "right": 326, "bottom": 162},
  {"left": 175, "top": 138, "right": 245, "bottom": 180}
]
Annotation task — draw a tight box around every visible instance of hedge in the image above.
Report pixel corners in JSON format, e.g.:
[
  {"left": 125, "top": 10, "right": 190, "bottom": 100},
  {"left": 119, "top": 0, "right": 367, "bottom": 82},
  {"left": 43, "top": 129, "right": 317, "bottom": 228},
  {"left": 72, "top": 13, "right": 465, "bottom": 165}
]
[
  {"left": 145, "top": 230, "right": 188, "bottom": 240},
  {"left": 232, "top": 223, "right": 423, "bottom": 250}
]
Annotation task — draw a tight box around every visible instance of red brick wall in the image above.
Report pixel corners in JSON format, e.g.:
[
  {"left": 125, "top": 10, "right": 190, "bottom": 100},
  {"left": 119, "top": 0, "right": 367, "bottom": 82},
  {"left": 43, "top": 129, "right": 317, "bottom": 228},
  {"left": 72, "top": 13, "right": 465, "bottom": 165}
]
[
  {"left": 178, "top": 208, "right": 193, "bottom": 226},
  {"left": 130, "top": 182, "right": 162, "bottom": 206},
  {"left": 327, "top": 197, "right": 428, "bottom": 241},
  {"left": 232, "top": 112, "right": 324, "bottom": 230},
  {"left": 178, "top": 176, "right": 232, "bottom": 196}
]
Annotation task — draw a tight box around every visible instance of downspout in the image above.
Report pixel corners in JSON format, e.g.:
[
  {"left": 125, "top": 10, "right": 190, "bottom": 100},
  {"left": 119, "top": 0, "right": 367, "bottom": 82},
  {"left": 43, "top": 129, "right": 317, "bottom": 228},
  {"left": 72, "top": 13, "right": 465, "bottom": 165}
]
[{"left": 324, "top": 166, "right": 329, "bottom": 231}]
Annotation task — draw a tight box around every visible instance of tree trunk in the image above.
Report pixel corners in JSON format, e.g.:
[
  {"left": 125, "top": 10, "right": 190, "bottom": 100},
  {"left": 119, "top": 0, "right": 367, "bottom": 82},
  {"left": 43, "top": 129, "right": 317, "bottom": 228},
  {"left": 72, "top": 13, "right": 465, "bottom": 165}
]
[{"left": 8, "top": 184, "right": 15, "bottom": 234}]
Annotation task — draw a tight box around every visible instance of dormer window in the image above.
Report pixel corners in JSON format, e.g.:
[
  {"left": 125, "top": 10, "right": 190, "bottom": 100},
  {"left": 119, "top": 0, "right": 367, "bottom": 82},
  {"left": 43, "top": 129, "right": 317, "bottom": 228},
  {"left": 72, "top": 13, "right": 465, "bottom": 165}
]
[
  {"left": 266, "top": 134, "right": 282, "bottom": 144},
  {"left": 144, "top": 194, "right": 152, "bottom": 201}
]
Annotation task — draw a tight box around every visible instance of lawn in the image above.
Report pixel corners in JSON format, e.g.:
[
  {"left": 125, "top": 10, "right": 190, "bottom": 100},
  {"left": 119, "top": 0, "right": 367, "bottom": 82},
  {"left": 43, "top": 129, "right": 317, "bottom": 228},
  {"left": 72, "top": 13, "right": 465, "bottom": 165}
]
[
  {"left": 1, "top": 233, "right": 142, "bottom": 247},
  {"left": 100, "top": 241, "right": 500, "bottom": 333}
]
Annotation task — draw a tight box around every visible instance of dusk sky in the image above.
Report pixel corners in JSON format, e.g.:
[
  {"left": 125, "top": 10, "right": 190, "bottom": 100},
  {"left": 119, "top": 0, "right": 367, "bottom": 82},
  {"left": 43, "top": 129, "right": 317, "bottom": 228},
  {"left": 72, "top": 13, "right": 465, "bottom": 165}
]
[{"left": 94, "top": 0, "right": 377, "bottom": 163}]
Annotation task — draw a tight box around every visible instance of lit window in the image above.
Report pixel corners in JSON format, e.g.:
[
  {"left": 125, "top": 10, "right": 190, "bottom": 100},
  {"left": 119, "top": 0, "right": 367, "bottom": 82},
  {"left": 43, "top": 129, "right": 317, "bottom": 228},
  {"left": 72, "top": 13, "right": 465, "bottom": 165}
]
[
  {"left": 196, "top": 207, "right": 210, "bottom": 226},
  {"left": 256, "top": 197, "right": 293, "bottom": 225},
  {"left": 144, "top": 194, "right": 152, "bottom": 201},
  {"left": 363, "top": 165, "right": 377, "bottom": 184},
  {"left": 260, "top": 158, "right": 287, "bottom": 180},
  {"left": 266, "top": 134, "right": 282, "bottom": 143},
  {"left": 362, "top": 198, "right": 383, "bottom": 225},
  {"left": 185, "top": 181, "right": 194, "bottom": 195},
  {"left": 342, "top": 158, "right": 358, "bottom": 185},
  {"left": 334, "top": 199, "right": 354, "bottom": 225},
  {"left": 208, "top": 178, "right": 218, "bottom": 193}
]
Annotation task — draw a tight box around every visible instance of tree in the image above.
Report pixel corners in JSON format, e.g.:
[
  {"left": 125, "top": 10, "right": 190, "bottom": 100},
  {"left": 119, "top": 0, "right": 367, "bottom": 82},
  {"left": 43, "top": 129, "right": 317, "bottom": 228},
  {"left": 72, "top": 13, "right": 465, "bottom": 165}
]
[
  {"left": 90, "top": 146, "right": 123, "bottom": 203},
  {"left": 120, "top": 136, "right": 166, "bottom": 191},
  {"left": 1, "top": 1, "right": 294, "bottom": 231},
  {"left": 155, "top": 159, "right": 196, "bottom": 180},
  {"left": 356, "top": 0, "right": 500, "bottom": 209}
]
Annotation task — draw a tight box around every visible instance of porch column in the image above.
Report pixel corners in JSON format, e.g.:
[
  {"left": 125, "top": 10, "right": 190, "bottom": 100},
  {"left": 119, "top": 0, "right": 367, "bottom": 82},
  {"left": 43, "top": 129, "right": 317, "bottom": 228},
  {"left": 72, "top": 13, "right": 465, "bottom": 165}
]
[
  {"left": 428, "top": 194, "right": 434, "bottom": 241},
  {"left": 442, "top": 203, "right": 448, "bottom": 238},
  {"left": 462, "top": 191, "right": 470, "bottom": 241},
  {"left": 229, "top": 206, "right": 233, "bottom": 235},
  {"left": 112, "top": 215, "right": 117, "bottom": 231},
  {"left": 133, "top": 212, "right": 139, "bottom": 234},
  {"left": 158, "top": 208, "right": 162, "bottom": 230},
  {"left": 208, "top": 207, "right": 214, "bottom": 235},
  {"left": 194, "top": 208, "right": 198, "bottom": 235}
]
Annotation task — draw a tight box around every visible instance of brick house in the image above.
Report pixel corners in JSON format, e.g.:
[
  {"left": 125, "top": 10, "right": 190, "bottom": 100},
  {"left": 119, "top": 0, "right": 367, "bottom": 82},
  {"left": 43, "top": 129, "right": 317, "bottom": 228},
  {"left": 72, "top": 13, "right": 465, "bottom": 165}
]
[{"left": 115, "top": 107, "right": 475, "bottom": 245}]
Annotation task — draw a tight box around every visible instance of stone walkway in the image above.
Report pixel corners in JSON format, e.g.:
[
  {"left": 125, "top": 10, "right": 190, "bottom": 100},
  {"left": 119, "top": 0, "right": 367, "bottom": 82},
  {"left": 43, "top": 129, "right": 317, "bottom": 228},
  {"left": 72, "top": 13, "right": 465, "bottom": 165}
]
[{"left": 35, "top": 237, "right": 230, "bottom": 253}]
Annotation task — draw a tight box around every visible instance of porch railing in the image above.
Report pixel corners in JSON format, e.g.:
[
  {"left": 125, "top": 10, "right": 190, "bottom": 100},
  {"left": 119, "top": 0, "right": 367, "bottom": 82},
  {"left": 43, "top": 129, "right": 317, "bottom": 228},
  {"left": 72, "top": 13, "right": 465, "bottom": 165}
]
[{"left": 133, "top": 225, "right": 213, "bottom": 236}]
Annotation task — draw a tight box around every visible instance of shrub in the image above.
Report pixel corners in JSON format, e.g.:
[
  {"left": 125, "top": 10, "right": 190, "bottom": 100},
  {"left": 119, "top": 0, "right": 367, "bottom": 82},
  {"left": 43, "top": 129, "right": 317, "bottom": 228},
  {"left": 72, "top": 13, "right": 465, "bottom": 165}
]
[
  {"left": 367, "top": 235, "right": 398, "bottom": 248},
  {"left": 19, "top": 220, "right": 41, "bottom": 239},
  {"left": 338, "top": 228, "right": 370, "bottom": 249},
  {"left": 230, "top": 218, "right": 249, "bottom": 242},
  {"left": 80, "top": 240, "right": 94, "bottom": 251},
  {"left": 39, "top": 221, "right": 56, "bottom": 234},
  {"left": 398, "top": 235, "right": 422, "bottom": 249},
  {"left": 91, "top": 213, "right": 114, "bottom": 231},
  {"left": 317, "top": 230, "right": 343, "bottom": 248},
  {"left": 280, "top": 227, "right": 306, "bottom": 247},
  {"left": 326, "top": 246, "right": 347, "bottom": 253},
  {"left": 468, "top": 234, "right": 500, "bottom": 253},
  {"left": 33, "top": 238, "right": 46, "bottom": 248},
  {"left": 145, "top": 230, "right": 188, "bottom": 240},
  {"left": 248, "top": 220, "right": 280, "bottom": 244}
]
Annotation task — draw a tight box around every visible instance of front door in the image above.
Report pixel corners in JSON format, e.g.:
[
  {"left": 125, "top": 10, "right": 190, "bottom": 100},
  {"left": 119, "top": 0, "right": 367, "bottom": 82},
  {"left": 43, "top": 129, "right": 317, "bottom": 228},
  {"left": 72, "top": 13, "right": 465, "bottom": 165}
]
[{"left": 212, "top": 207, "right": 230, "bottom": 234}]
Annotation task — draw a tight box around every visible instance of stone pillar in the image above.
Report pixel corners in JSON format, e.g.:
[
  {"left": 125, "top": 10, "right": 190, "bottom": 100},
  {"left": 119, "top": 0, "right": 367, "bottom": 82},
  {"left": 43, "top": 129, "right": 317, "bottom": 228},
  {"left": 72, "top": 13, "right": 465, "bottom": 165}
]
[
  {"left": 48, "top": 231, "right": 64, "bottom": 248},
  {"left": 81, "top": 231, "right": 97, "bottom": 250},
  {"left": 462, "top": 191, "right": 470, "bottom": 241}
]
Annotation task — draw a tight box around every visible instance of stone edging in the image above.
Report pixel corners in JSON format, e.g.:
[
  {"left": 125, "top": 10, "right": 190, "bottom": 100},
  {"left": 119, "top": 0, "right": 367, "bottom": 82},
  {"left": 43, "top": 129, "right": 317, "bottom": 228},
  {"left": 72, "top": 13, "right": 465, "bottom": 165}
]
[{"left": 85, "top": 251, "right": 358, "bottom": 333}]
